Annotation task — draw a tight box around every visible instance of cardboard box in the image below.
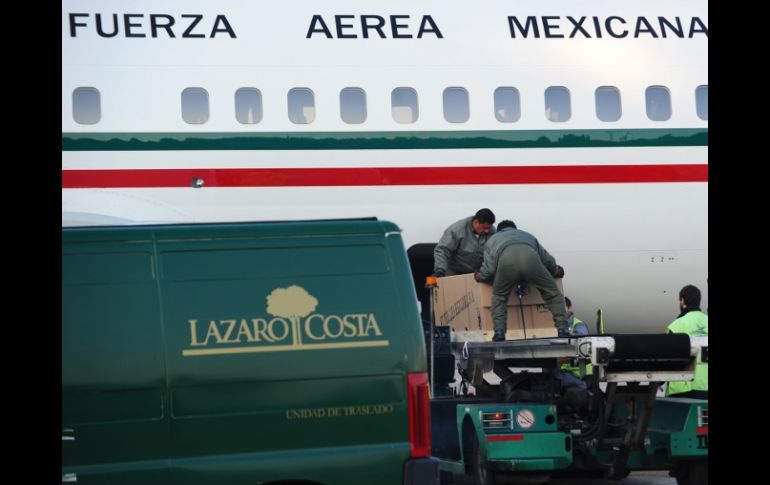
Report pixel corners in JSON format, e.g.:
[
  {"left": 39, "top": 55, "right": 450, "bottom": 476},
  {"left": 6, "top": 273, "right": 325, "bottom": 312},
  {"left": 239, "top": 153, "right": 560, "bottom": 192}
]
[{"left": 433, "top": 273, "right": 563, "bottom": 341}]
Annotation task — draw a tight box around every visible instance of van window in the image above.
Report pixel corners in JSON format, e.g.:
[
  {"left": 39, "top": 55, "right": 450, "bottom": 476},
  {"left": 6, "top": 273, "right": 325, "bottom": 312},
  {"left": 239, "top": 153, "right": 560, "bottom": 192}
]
[
  {"left": 595, "top": 86, "right": 621, "bottom": 122},
  {"left": 645, "top": 86, "right": 671, "bottom": 121},
  {"left": 340, "top": 87, "right": 367, "bottom": 124},
  {"left": 181, "top": 88, "right": 209, "bottom": 124},
  {"left": 288, "top": 88, "right": 315, "bottom": 124},
  {"left": 235, "top": 88, "right": 263, "bottom": 124},
  {"left": 72, "top": 87, "right": 101, "bottom": 124},
  {"left": 695, "top": 85, "right": 708, "bottom": 121},
  {"left": 494, "top": 87, "right": 521, "bottom": 123},
  {"left": 392, "top": 87, "right": 418, "bottom": 124},
  {"left": 545, "top": 86, "right": 571, "bottom": 122},
  {"left": 443, "top": 87, "right": 469, "bottom": 123}
]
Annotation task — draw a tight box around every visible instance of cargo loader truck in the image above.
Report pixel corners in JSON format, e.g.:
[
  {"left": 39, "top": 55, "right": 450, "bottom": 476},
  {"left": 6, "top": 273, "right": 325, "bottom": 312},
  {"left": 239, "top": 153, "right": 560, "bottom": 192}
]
[{"left": 423, "top": 278, "right": 708, "bottom": 485}]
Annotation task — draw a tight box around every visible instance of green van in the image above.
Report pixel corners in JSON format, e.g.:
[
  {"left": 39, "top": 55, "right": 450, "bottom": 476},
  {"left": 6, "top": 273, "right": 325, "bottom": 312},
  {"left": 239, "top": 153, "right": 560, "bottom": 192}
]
[{"left": 62, "top": 219, "right": 438, "bottom": 485}]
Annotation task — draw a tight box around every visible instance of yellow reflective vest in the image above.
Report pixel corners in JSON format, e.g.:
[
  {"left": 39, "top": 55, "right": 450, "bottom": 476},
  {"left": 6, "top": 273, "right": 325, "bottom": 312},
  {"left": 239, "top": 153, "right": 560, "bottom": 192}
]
[
  {"left": 561, "top": 317, "right": 593, "bottom": 377},
  {"left": 665, "top": 310, "right": 708, "bottom": 396}
]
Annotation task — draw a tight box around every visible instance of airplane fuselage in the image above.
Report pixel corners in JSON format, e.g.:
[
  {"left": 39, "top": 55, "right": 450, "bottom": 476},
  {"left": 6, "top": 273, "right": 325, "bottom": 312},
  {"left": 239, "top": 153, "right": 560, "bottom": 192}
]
[{"left": 62, "top": 0, "right": 708, "bottom": 333}]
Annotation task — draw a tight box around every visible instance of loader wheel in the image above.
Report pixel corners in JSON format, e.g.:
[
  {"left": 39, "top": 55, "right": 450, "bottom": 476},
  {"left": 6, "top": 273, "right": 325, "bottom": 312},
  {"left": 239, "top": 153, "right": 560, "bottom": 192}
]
[
  {"left": 471, "top": 433, "right": 496, "bottom": 485},
  {"left": 676, "top": 460, "right": 707, "bottom": 485}
]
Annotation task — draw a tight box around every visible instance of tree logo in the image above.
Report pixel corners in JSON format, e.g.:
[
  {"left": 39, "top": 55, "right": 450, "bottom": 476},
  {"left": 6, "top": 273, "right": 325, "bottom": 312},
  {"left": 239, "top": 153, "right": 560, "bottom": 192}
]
[{"left": 266, "top": 285, "right": 319, "bottom": 346}]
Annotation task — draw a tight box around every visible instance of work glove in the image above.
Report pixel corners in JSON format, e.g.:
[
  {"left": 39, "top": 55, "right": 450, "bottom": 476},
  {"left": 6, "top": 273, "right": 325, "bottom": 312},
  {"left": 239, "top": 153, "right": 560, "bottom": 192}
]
[
  {"left": 474, "top": 272, "right": 481, "bottom": 282},
  {"left": 433, "top": 270, "right": 445, "bottom": 278},
  {"left": 553, "top": 265, "right": 565, "bottom": 278},
  {"left": 557, "top": 327, "right": 570, "bottom": 337}
]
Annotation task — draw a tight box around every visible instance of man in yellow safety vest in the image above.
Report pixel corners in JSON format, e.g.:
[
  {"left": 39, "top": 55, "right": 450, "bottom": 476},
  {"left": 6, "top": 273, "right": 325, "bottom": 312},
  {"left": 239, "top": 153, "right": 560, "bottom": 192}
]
[{"left": 665, "top": 285, "right": 708, "bottom": 399}]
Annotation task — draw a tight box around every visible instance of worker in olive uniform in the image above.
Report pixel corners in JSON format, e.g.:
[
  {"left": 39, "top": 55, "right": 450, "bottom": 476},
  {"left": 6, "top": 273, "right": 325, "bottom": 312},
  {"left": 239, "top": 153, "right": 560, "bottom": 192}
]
[
  {"left": 433, "top": 208, "right": 496, "bottom": 277},
  {"left": 665, "top": 285, "right": 708, "bottom": 399},
  {"left": 477, "top": 220, "right": 567, "bottom": 341}
]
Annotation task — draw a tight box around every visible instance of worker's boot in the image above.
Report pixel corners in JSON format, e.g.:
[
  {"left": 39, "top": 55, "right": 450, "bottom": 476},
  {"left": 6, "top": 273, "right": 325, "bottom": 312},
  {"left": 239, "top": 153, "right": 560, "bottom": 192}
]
[{"left": 492, "top": 329, "right": 506, "bottom": 342}]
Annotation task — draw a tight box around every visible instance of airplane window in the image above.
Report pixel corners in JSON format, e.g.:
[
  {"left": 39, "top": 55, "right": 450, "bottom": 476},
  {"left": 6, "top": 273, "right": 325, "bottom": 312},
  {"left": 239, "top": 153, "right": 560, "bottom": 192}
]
[
  {"left": 695, "top": 85, "right": 708, "bottom": 121},
  {"left": 181, "top": 88, "right": 209, "bottom": 124},
  {"left": 545, "top": 86, "right": 571, "bottom": 122},
  {"left": 235, "top": 88, "right": 263, "bottom": 124},
  {"left": 494, "top": 87, "right": 521, "bottom": 123},
  {"left": 392, "top": 88, "right": 418, "bottom": 124},
  {"left": 340, "top": 88, "right": 367, "bottom": 124},
  {"left": 72, "top": 87, "right": 101, "bottom": 125},
  {"left": 595, "top": 86, "right": 621, "bottom": 122},
  {"left": 288, "top": 88, "right": 315, "bottom": 124},
  {"left": 443, "top": 87, "right": 469, "bottom": 123},
  {"left": 645, "top": 86, "right": 671, "bottom": 121}
]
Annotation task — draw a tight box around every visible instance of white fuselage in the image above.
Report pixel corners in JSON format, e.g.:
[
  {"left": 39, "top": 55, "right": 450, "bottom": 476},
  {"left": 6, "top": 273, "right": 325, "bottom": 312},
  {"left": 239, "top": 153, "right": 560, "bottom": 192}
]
[{"left": 62, "top": 0, "right": 708, "bottom": 333}]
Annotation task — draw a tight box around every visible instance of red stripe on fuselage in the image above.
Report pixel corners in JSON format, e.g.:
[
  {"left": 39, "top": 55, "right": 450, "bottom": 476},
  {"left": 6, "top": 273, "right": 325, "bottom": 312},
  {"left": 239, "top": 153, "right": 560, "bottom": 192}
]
[{"left": 61, "top": 164, "right": 708, "bottom": 188}]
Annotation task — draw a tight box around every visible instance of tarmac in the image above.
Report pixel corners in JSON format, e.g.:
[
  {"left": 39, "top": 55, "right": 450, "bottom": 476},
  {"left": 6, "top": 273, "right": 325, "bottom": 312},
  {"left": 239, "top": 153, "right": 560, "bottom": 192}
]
[{"left": 450, "top": 470, "right": 678, "bottom": 484}]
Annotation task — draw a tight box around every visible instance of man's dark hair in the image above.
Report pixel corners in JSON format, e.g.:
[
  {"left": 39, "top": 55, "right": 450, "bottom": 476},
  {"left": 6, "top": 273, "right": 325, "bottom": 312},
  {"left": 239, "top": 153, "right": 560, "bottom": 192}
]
[
  {"left": 565, "top": 296, "right": 572, "bottom": 308},
  {"left": 679, "top": 285, "right": 701, "bottom": 307},
  {"left": 473, "top": 208, "right": 495, "bottom": 224},
  {"left": 497, "top": 219, "right": 516, "bottom": 231}
]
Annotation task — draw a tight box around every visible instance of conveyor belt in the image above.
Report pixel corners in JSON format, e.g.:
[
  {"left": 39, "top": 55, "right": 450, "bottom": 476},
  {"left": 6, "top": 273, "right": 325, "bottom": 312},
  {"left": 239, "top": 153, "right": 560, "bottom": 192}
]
[
  {"left": 451, "top": 336, "right": 575, "bottom": 360},
  {"left": 450, "top": 334, "right": 706, "bottom": 384},
  {"left": 613, "top": 334, "right": 691, "bottom": 359}
]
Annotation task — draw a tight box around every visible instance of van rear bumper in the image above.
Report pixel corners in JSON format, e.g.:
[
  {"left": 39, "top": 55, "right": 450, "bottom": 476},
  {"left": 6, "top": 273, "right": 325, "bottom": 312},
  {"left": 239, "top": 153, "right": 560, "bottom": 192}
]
[{"left": 404, "top": 457, "right": 440, "bottom": 485}]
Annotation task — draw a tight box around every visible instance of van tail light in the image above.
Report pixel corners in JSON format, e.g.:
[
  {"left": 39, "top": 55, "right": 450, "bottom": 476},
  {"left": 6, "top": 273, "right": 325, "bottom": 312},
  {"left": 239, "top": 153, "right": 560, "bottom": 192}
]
[{"left": 407, "top": 372, "right": 431, "bottom": 458}]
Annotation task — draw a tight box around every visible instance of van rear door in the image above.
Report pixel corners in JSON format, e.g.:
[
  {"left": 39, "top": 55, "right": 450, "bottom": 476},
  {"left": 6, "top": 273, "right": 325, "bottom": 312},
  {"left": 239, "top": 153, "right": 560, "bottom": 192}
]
[{"left": 62, "top": 231, "right": 170, "bottom": 484}]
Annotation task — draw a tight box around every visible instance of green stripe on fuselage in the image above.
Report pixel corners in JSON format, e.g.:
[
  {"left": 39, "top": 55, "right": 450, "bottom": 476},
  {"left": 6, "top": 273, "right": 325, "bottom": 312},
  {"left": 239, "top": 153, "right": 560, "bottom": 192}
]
[{"left": 62, "top": 129, "right": 707, "bottom": 151}]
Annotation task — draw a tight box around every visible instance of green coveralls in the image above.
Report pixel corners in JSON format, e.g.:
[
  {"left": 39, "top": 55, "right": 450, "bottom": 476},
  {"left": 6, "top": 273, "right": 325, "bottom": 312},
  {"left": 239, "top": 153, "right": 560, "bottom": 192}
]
[
  {"left": 478, "top": 227, "right": 567, "bottom": 334},
  {"left": 434, "top": 216, "right": 496, "bottom": 276}
]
